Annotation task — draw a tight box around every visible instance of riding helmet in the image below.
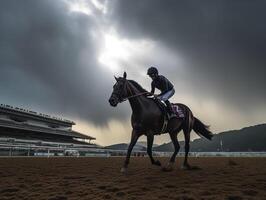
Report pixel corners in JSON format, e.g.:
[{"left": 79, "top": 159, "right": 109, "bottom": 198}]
[{"left": 147, "top": 67, "right": 158, "bottom": 76}]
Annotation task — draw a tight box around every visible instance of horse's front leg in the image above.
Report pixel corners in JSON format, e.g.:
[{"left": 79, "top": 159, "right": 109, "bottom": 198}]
[
  {"left": 121, "top": 129, "right": 140, "bottom": 173},
  {"left": 147, "top": 133, "right": 161, "bottom": 166}
]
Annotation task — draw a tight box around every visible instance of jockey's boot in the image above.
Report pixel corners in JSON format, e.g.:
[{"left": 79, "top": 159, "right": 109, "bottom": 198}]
[{"left": 165, "top": 100, "right": 176, "bottom": 118}]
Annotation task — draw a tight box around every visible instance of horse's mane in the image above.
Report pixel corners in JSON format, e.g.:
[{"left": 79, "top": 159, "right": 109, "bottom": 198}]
[{"left": 128, "top": 80, "right": 148, "bottom": 93}]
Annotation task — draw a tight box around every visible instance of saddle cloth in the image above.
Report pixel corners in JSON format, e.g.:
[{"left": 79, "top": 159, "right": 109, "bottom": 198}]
[
  {"left": 172, "top": 104, "right": 185, "bottom": 118},
  {"left": 152, "top": 98, "right": 185, "bottom": 133},
  {"left": 153, "top": 98, "right": 185, "bottom": 118},
  {"left": 162, "top": 104, "right": 185, "bottom": 132}
]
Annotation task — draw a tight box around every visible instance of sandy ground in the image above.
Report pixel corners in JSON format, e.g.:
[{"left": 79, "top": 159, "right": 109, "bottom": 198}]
[{"left": 0, "top": 157, "right": 265, "bottom": 200}]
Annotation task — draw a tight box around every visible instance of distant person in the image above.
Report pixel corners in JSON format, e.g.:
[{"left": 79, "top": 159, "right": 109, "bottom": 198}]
[{"left": 147, "top": 67, "right": 176, "bottom": 118}]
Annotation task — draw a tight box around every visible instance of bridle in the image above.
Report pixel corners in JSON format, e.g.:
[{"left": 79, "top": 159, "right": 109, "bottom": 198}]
[{"left": 114, "top": 79, "right": 149, "bottom": 102}]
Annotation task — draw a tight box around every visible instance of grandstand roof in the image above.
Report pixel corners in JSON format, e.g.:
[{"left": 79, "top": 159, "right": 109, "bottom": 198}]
[
  {"left": 0, "top": 118, "right": 95, "bottom": 140},
  {"left": 0, "top": 104, "right": 75, "bottom": 127}
]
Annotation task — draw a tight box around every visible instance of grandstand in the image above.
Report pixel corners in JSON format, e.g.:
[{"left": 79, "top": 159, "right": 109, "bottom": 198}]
[{"left": 0, "top": 104, "right": 107, "bottom": 156}]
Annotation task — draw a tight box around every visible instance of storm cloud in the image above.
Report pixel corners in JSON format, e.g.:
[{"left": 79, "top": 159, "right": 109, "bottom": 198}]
[
  {"left": 1, "top": 0, "right": 266, "bottom": 144},
  {"left": 108, "top": 0, "right": 266, "bottom": 111},
  {"left": 0, "top": 0, "right": 129, "bottom": 125}
]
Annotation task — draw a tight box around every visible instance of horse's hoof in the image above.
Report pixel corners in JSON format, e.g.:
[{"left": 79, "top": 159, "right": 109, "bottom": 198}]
[
  {"left": 181, "top": 164, "right": 191, "bottom": 170},
  {"left": 161, "top": 163, "right": 174, "bottom": 172},
  {"left": 153, "top": 160, "right": 161, "bottom": 166},
  {"left": 120, "top": 167, "right": 127, "bottom": 174},
  {"left": 161, "top": 166, "right": 173, "bottom": 172},
  {"left": 181, "top": 165, "right": 201, "bottom": 170}
]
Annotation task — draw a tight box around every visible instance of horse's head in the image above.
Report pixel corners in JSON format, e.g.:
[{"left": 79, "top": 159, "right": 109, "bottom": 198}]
[{"left": 109, "top": 72, "right": 129, "bottom": 107}]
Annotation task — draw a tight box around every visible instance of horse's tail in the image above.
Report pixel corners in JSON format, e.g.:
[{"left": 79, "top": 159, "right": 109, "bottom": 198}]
[{"left": 193, "top": 117, "right": 213, "bottom": 140}]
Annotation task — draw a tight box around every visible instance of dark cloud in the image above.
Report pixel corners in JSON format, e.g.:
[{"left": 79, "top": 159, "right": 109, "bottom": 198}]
[
  {"left": 108, "top": 0, "right": 266, "bottom": 111},
  {"left": 0, "top": 0, "right": 128, "bottom": 125},
  {"left": 1, "top": 0, "right": 265, "bottom": 132}
]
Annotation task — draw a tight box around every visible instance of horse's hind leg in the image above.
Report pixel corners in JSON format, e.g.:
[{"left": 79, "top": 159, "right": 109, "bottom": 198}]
[
  {"left": 182, "top": 109, "right": 194, "bottom": 170},
  {"left": 182, "top": 129, "right": 192, "bottom": 169},
  {"left": 182, "top": 129, "right": 201, "bottom": 170},
  {"left": 162, "top": 130, "right": 180, "bottom": 171},
  {"left": 169, "top": 131, "right": 180, "bottom": 163}
]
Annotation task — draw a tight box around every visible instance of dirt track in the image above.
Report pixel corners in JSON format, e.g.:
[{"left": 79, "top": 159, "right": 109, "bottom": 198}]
[{"left": 0, "top": 157, "right": 265, "bottom": 200}]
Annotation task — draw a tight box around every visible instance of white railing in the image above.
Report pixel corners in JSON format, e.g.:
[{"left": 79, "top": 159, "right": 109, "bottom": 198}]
[{"left": 1, "top": 142, "right": 266, "bottom": 157}]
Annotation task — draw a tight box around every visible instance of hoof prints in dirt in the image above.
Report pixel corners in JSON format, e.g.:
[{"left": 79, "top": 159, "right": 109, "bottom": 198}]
[
  {"left": 63, "top": 176, "right": 85, "bottom": 180},
  {"left": 228, "top": 159, "right": 238, "bottom": 166},
  {"left": 174, "top": 195, "right": 195, "bottom": 200},
  {"left": 106, "top": 187, "right": 120, "bottom": 193},
  {"left": 200, "top": 191, "right": 212, "bottom": 196},
  {"left": 165, "top": 184, "right": 175, "bottom": 188},
  {"left": 0, "top": 187, "right": 20, "bottom": 198},
  {"left": 116, "top": 192, "right": 126, "bottom": 197},
  {"left": 97, "top": 185, "right": 120, "bottom": 192},
  {"left": 103, "top": 194, "right": 112, "bottom": 199},
  {"left": 0, "top": 188, "right": 19, "bottom": 193},
  {"left": 48, "top": 196, "right": 68, "bottom": 200},
  {"left": 1, "top": 157, "right": 266, "bottom": 200},
  {"left": 226, "top": 195, "right": 243, "bottom": 200},
  {"left": 97, "top": 185, "right": 107, "bottom": 190},
  {"left": 97, "top": 185, "right": 125, "bottom": 197},
  {"left": 242, "top": 190, "right": 258, "bottom": 196}
]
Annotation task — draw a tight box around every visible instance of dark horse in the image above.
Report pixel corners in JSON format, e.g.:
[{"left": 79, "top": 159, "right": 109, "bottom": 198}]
[{"left": 109, "top": 72, "right": 213, "bottom": 173}]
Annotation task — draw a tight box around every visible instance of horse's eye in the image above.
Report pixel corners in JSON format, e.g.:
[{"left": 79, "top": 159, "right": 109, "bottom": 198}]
[{"left": 113, "top": 82, "right": 119, "bottom": 89}]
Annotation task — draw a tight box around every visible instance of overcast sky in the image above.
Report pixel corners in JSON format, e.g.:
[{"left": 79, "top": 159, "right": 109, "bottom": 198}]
[{"left": 1, "top": 0, "right": 266, "bottom": 146}]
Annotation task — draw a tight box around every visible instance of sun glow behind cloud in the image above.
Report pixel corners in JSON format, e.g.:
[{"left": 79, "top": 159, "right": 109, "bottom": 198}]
[
  {"left": 66, "top": 0, "right": 92, "bottom": 15},
  {"left": 91, "top": 0, "right": 107, "bottom": 14},
  {"left": 65, "top": 0, "right": 107, "bottom": 15},
  {"left": 98, "top": 33, "right": 131, "bottom": 72},
  {"left": 98, "top": 31, "right": 157, "bottom": 75},
  {"left": 60, "top": 0, "right": 265, "bottom": 146}
]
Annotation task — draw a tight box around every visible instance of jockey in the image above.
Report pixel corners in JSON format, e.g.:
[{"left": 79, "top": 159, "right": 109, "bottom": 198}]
[{"left": 147, "top": 67, "right": 176, "bottom": 118}]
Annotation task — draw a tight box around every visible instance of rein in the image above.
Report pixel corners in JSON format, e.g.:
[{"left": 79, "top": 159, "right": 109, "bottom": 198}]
[
  {"left": 121, "top": 81, "right": 149, "bottom": 101},
  {"left": 123, "top": 92, "right": 149, "bottom": 100}
]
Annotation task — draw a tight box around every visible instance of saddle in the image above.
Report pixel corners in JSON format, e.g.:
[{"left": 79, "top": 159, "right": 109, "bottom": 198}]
[{"left": 153, "top": 98, "right": 185, "bottom": 133}]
